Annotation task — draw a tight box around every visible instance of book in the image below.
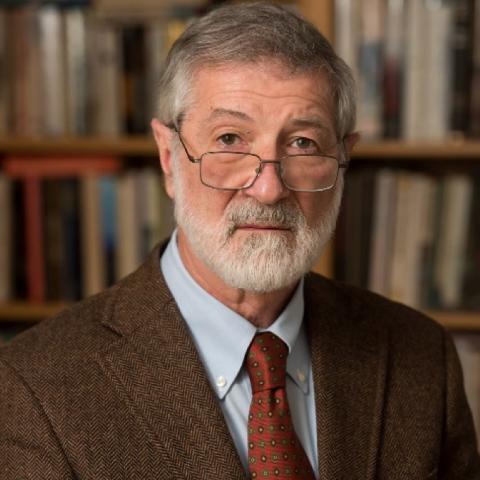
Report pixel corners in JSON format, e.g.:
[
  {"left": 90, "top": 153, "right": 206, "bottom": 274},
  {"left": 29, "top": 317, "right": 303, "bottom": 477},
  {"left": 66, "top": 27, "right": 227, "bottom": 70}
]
[
  {"left": 421, "top": 0, "right": 453, "bottom": 140},
  {"left": 470, "top": 0, "right": 480, "bottom": 137},
  {"left": 433, "top": 175, "right": 474, "bottom": 308},
  {"left": 334, "top": 0, "right": 360, "bottom": 74},
  {"left": 368, "top": 169, "right": 398, "bottom": 297},
  {"left": 0, "top": 7, "right": 8, "bottom": 135},
  {"left": 462, "top": 175, "right": 480, "bottom": 309},
  {"left": 80, "top": 174, "right": 106, "bottom": 297},
  {"left": 450, "top": 0, "right": 474, "bottom": 136},
  {"left": 89, "top": 20, "right": 122, "bottom": 136},
  {"left": 357, "top": 0, "right": 384, "bottom": 140},
  {"left": 121, "top": 25, "right": 148, "bottom": 134},
  {"left": 9, "top": 4, "right": 42, "bottom": 136},
  {"left": 4, "top": 155, "right": 121, "bottom": 302},
  {"left": 99, "top": 175, "right": 118, "bottom": 286},
  {"left": 38, "top": 4, "right": 67, "bottom": 136},
  {"left": 116, "top": 171, "right": 140, "bottom": 281},
  {"left": 389, "top": 173, "right": 436, "bottom": 308},
  {"left": 383, "top": 0, "right": 405, "bottom": 138},
  {"left": 64, "top": 5, "right": 89, "bottom": 135},
  {"left": 0, "top": 175, "right": 12, "bottom": 302}
]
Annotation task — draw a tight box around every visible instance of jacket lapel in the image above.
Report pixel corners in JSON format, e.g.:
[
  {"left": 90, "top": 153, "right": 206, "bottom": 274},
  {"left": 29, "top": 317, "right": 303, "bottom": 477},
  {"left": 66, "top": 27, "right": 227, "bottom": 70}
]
[
  {"left": 304, "top": 276, "right": 388, "bottom": 480},
  {"left": 96, "top": 246, "right": 245, "bottom": 479}
]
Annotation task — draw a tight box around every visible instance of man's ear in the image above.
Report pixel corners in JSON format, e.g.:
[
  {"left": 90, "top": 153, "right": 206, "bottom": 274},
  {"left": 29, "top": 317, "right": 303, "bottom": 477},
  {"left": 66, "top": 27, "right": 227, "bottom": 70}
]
[
  {"left": 343, "top": 132, "right": 360, "bottom": 158},
  {"left": 151, "top": 118, "right": 176, "bottom": 199}
]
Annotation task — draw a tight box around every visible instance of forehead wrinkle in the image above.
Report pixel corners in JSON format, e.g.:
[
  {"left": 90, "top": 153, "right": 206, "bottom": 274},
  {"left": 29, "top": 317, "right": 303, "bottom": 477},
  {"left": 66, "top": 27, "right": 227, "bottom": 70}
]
[{"left": 206, "top": 107, "right": 254, "bottom": 124}]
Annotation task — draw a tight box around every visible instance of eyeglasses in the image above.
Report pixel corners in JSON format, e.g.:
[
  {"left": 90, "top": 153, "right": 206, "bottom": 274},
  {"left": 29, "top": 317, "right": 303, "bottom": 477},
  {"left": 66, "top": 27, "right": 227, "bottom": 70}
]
[{"left": 172, "top": 128, "right": 348, "bottom": 192}]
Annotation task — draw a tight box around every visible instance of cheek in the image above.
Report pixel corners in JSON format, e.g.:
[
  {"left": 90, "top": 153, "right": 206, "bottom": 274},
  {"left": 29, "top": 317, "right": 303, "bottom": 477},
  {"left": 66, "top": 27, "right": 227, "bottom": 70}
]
[{"left": 295, "top": 190, "right": 336, "bottom": 224}]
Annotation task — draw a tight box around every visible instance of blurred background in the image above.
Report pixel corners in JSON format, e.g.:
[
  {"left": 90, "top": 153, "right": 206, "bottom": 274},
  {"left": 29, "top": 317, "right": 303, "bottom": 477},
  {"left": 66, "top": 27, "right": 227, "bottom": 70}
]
[{"left": 0, "top": 0, "right": 479, "bottom": 443}]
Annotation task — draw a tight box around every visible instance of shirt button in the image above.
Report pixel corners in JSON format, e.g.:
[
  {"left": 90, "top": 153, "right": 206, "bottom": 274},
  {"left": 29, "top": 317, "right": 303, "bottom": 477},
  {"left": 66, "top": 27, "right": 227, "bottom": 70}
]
[
  {"left": 216, "top": 375, "right": 227, "bottom": 388},
  {"left": 297, "top": 370, "right": 306, "bottom": 383}
]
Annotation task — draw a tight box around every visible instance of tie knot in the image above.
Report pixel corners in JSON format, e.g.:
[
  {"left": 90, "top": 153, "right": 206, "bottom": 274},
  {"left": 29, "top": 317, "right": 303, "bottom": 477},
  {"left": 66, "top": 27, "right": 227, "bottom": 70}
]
[{"left": 246, "top": 332, "right": 288, "bottom": 393}]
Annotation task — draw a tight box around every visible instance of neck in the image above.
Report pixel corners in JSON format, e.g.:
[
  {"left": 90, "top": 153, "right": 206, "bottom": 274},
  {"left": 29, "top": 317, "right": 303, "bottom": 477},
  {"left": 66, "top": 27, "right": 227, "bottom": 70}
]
[{"left": 176, "top": 230, "right": 299, "bottom": 328}]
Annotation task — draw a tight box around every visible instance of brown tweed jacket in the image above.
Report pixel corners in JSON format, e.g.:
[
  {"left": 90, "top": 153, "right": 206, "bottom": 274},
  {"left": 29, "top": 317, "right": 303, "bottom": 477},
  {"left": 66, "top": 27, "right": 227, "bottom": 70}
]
[{"left": 0, "top": 245, "right": 479, "bottom": 479}]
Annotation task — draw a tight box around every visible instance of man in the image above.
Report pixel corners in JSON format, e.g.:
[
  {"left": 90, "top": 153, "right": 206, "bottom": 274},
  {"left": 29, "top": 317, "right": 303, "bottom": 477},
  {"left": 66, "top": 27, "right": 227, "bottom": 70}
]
[{"left": 0, "top": 3, "right": 479, "bottom": 479}]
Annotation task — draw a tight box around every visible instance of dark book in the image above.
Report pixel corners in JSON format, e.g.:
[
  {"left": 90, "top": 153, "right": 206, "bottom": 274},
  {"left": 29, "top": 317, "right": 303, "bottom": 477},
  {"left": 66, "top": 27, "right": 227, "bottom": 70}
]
[
  {"left": 121, "top": 24, "right": 147, "bottom": 134},
  {"left": 43, "top": 179, "right": 64, "bottom": 300},
  {"left": 470, "top": 0, "right": 480, "bottom": 137},
  {"left": 11, "top": 180, "right": 26, "bottom": 299},
  {"left": 451, "top": 0, "right": 475, "bottom": 135}
]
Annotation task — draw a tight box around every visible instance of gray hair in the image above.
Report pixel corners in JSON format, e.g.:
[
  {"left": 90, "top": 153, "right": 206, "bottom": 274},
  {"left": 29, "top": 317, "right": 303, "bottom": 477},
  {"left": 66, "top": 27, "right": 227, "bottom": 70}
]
[{"left": 157, "top": 2, "right": 356, "bottom": 139}]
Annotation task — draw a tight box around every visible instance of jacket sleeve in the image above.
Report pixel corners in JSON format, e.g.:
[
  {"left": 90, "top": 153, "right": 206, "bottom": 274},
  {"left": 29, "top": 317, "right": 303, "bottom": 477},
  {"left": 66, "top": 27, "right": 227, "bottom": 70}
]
[
  {"left": 0, "top": 359, "right": 74, "bottom": 479},
  {"left": 440, "top": 331, "right": 480, "bottom": 479}
]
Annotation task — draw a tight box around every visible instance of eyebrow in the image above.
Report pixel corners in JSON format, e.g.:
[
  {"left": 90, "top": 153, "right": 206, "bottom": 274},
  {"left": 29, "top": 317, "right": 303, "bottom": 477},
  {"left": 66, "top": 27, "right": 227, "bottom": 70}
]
[{"left": 287, "top": 117, "right": 332, "bottom": 133}]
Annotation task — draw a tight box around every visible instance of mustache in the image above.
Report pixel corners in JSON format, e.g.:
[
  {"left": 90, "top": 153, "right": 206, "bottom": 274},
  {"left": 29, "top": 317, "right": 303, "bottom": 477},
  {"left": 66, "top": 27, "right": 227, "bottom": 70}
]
[{"left": 225, "top": 199, "right": 304, "bottom": 232}]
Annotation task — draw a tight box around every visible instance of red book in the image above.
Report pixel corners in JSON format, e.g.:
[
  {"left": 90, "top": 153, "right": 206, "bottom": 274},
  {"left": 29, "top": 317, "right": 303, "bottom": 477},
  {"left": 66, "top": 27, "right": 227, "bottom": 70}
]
[{"left": 3, "top": 155, "right": 122, "bottom": 302}]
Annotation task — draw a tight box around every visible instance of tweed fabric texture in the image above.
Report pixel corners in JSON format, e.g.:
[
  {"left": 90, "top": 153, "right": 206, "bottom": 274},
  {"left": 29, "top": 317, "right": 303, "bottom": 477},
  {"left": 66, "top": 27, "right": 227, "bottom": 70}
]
[
  {"left": 0, "top": 243, "right": 479, "bottom": 479},
  {"left": 246, "top": 332, "right": 315, "bottom": 479}
]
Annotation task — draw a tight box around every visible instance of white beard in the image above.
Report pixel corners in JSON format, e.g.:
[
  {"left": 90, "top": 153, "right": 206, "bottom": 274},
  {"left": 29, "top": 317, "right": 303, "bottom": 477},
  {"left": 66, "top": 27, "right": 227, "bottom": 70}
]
[{"left": 172, "top": 165, "right": 343, "bottom": 293}]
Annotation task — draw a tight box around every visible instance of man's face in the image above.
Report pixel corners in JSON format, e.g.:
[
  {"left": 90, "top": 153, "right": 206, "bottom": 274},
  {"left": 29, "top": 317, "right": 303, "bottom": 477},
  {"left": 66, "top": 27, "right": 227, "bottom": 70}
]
[{"left": 156, "top": 62, "right": 345, "bottom": 292}]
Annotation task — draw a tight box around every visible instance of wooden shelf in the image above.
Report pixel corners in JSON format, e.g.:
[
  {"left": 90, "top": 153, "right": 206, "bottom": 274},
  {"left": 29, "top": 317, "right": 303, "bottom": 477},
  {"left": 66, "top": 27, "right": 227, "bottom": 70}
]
[
  {"left": 424, "top": 311, "right": 480, "bottom": 332},
  {"left": 0, "top": 302, "right": 68, "bottom": 323},
  {"left": 2, "top": 137, "right": 480, "bottom": 159},
  {"left": 353, "top": 140, "right": 480, "bottom": 160},
  {"left": 0, "top": 136, "right": 157, "bottom": 156}
]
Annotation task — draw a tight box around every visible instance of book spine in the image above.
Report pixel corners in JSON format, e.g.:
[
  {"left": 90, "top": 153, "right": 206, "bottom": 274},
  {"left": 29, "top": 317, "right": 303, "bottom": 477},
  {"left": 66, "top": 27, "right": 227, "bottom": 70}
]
[
  {"left": 38, "top": 4, "right": 67, "bottom": 136},
  {"left": 450, "top": 0, "right": 474, "bottom": 136},
  {"left": 23, "top": 176, "right": 46, "bottom": 302}
]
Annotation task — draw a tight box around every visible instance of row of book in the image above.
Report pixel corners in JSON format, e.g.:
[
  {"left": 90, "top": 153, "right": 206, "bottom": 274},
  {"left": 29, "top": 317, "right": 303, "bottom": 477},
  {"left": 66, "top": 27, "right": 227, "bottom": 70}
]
[
  {"left": 335, "top": 167, "right": 480, "bottom": 311},
  {"left": 0, "top": 0, "right": 199, "bottom": 137},
  {"left": 0, "top": 156, "right": 174, "bottom": 303},
  {"left": 335, "top": 0, "right": 480, "bottom": 140}
]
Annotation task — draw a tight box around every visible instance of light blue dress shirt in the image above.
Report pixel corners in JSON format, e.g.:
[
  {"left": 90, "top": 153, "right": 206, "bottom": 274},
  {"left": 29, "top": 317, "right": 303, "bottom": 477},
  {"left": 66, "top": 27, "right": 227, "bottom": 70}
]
[{"left": 160, "top": 231, "right": 318, "bottom": 477}]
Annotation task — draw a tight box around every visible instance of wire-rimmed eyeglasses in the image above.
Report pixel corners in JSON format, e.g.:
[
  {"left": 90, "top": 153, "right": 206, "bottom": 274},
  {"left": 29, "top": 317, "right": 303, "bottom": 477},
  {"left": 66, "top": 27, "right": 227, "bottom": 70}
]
[{"left": 171, "top": 127, "right": 348, "bottom": 193}]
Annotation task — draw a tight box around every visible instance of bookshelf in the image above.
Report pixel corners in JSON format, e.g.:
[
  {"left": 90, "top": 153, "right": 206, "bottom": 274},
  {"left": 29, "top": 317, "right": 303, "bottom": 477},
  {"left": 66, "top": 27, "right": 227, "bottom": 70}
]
[
  {"left": 0, "top": 0, "right": 479, "bottom": 334},
  {"left": 0, "top": 136, "right": 479, "bottom": 330}
]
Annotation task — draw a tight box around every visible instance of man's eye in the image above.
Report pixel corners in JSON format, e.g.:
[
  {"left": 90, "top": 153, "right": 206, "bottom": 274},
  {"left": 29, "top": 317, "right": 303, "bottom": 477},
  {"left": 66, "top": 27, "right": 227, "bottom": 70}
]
[
  {"left": 292, "top": 137, "right": 318, "bottom": 150},
  {"left": 218, "top": 133, "right": 239, "bottom": 146}
]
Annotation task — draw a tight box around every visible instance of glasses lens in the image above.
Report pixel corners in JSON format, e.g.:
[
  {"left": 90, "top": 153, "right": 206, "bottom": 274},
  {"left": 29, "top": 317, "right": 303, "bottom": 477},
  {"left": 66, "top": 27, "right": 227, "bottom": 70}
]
[
  {"left": 282, "top": 155, "right": 339, "bottom": 191},
  {"left": 200, "top": 152, "right": 259, "bottom": 189}
]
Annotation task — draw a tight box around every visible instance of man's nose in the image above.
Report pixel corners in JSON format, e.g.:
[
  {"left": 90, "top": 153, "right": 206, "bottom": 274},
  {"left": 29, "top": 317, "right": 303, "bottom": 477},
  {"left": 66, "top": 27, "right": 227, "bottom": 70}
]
[{"left": 244, "top": 159, "right": 290, "bottom": 205}]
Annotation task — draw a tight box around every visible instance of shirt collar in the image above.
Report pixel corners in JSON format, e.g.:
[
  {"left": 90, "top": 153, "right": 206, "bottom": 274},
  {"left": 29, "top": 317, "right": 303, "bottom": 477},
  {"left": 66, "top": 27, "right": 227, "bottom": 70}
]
[{"left": 161, "top": 230, "right": 309, "bottom": 399}]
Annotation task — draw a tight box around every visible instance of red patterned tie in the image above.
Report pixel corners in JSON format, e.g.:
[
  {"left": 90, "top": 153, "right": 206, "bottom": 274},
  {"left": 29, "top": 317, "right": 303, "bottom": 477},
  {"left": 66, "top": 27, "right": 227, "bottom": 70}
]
[{"left": 245, "top": 332, "right": 315, "bottom": 479}]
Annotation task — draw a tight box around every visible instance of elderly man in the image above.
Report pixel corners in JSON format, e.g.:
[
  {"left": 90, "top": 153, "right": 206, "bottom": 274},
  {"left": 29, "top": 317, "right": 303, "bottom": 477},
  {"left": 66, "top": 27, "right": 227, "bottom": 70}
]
[{"left": 1, "top": 3, "right": 479, "bottom": 479}]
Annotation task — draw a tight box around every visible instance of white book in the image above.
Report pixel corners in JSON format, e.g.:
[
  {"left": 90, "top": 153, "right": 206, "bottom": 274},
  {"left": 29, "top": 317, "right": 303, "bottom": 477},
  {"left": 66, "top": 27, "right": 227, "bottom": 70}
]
[
  {"left": 89, "top": 21, "right": 122, "bottom": 136},
  {"left": 422, "top": 0, "right": 453, "bottom": 139},
  {"left": 403, "top": 0, "right": 453, "bottom": 140},
  {"left": 116, "top": 172, "right": 140, "bottom": 281},
  {"left": 80, "top": 175, "right": 106, "bottom": 298},
  {"left": 334, "top": 0, "right": 360, "bottom": 74},
  {"left": 368, "top": 170, "right": 398, "bottom": 297},
  {"left": 398, "top": 174, "right": 436, "bottom": 308},
  {"left": 0, "top": 175, "right": 12, "bottom": 302},
  {"left": 38, "top": 4, "right": 66, "bottom": 136},
  {"left": 64, "top": 7, "right": 88, "bottom": 135},
  {"left": 434, "top": 175, "right": 474, "bottom": 308}
]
